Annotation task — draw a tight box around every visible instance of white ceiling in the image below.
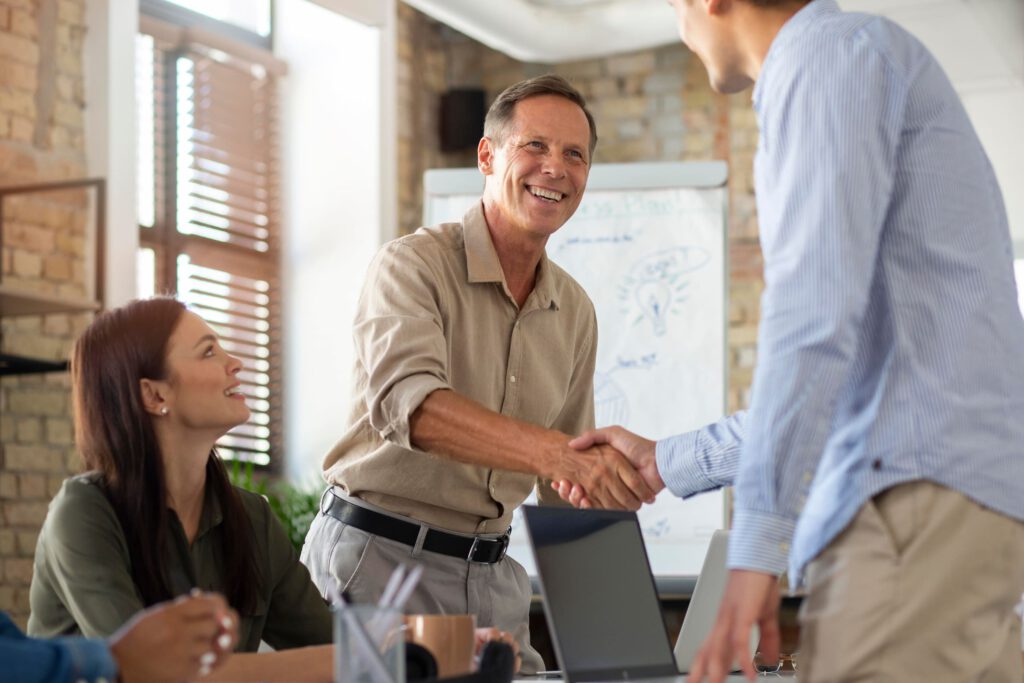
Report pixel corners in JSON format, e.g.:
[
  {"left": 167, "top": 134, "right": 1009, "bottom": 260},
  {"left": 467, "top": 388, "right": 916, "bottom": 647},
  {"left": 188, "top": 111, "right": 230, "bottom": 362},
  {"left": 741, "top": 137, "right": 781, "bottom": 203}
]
[{"left": 401, "top": 0, "right": 1023, "bottom": 91}]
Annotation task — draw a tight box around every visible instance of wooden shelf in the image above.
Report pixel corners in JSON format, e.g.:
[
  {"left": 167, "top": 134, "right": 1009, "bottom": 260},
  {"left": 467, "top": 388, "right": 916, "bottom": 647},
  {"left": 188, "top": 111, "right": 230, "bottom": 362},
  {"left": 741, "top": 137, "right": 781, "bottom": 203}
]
[
  {"left": 0, "top": 353, "right": 69, "bottom": 376},
  {"left": 0, "top": 284, "right": 100, "bottom": 317}
]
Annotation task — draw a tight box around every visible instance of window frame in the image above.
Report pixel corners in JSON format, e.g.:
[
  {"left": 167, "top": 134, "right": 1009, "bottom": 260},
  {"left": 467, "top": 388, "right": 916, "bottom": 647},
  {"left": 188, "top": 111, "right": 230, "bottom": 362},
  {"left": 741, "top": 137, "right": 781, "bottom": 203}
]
[
  {"left": 140, "top": 0, "right": 274, "bottom": 50},
  {"left": 137, "top": 10, "right": 284, "bottom": 471}
]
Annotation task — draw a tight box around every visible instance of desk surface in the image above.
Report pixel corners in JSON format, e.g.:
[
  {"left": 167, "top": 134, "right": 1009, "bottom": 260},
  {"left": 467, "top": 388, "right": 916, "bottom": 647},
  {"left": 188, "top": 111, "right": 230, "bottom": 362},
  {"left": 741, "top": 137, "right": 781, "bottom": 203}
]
[{"left": 514, "top": 675, "right": 797, "bottom": 682}]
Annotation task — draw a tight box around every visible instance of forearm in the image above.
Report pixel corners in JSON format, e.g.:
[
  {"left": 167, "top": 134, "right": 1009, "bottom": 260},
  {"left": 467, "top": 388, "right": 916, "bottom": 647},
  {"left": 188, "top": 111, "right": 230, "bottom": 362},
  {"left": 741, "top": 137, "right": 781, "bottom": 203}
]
[
  {"left": 202, "top": 646, "right": 333, "bottom": 683},
  {"left": 409, "top": 389, "right": 569, "bottom": 478}
]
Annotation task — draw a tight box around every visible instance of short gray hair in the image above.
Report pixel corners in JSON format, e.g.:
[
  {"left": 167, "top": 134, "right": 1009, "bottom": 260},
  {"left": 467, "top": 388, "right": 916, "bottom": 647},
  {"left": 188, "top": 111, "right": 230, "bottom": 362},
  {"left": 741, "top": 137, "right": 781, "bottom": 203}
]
[{"left": 484, "top": 74, "right": 598, "bottom": 156}]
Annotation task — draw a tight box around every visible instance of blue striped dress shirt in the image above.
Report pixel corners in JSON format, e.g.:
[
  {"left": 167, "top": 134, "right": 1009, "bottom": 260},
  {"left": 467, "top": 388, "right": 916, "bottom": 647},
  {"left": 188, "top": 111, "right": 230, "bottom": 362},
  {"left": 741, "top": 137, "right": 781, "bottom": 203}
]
[{"left": 656, "top": 0, "right": 1024, "bottom": 583}]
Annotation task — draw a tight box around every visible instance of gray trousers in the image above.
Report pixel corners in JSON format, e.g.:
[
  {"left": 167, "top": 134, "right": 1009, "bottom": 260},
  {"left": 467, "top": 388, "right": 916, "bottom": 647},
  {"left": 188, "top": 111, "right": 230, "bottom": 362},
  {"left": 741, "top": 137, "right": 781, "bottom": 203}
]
[{"left": 300, "top": 492, "right": 544, "bottom": 673}]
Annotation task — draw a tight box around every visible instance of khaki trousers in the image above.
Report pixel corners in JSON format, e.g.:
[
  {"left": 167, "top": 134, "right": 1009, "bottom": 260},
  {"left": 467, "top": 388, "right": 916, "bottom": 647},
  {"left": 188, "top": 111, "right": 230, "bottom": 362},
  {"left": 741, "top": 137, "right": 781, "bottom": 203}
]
[
  {"left": 300, "top": 499, "right": 545, "bottom": 673},
  {"left": 799, "top": 481, "right": 1024, "bottom": 683}
]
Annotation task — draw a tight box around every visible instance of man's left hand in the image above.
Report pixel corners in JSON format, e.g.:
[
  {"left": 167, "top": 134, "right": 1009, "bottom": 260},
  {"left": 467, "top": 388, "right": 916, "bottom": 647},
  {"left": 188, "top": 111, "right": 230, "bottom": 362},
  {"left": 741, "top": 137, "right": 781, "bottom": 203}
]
[{"left": 687, "top": 569, "right": 780, "bottom": 683}]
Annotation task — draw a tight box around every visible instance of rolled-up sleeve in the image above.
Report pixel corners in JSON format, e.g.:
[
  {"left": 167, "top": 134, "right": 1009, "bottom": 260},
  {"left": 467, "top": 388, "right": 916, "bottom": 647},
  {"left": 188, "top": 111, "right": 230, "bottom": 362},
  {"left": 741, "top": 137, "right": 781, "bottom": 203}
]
[{"left": 354, "top": 242, "right": 454, "bottom": 449}]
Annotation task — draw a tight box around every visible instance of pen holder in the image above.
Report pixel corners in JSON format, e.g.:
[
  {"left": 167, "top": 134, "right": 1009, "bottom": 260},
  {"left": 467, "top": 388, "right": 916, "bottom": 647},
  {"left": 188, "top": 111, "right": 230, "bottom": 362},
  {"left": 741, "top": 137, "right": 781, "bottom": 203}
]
[{"left": 334, "top": 604, "right": 405, "bottom": 683}]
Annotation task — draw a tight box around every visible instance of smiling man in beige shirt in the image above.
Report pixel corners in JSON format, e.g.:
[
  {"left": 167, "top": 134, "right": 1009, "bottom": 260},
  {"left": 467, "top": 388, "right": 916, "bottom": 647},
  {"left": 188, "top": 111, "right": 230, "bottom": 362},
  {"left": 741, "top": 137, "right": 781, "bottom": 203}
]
[{"left": 300, "top": 75, "right": 654, "bottom": 672}]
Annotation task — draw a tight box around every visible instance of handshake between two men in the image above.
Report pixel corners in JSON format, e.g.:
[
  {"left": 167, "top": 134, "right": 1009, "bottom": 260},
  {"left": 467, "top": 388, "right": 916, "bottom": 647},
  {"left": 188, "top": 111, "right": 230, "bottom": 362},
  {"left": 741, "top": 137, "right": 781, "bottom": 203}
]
[{"left": 551, "top": 426, "right": 664, "bottom": 511}]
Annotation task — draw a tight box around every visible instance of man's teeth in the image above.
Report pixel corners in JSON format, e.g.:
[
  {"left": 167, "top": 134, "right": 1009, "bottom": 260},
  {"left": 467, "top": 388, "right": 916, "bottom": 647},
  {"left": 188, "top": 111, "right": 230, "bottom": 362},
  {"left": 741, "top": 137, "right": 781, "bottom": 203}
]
[
  {"left": 224, "top": 388, "right": 240, "bottom": 397},
  {"left": 529, "top": 187, "right": 563, "bottom": 202}
]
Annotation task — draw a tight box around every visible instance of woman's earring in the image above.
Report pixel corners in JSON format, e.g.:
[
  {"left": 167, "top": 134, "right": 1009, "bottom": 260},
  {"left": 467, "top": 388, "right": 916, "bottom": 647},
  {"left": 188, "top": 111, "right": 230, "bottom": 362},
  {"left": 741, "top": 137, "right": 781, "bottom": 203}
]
[{"left": 160, "top": 406, "right": 169, "bottom": 416}]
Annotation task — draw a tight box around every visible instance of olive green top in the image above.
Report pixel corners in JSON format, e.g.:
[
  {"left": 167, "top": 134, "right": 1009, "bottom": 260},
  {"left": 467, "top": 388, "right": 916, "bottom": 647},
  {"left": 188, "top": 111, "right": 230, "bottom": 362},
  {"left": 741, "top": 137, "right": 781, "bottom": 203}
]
[{"left": 27, "top": 472, "right": 332, "bottom": 651}]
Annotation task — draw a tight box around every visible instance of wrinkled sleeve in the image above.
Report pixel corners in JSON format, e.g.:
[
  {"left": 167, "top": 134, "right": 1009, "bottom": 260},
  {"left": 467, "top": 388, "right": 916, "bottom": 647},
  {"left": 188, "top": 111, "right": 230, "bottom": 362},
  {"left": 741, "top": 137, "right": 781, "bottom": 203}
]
[
  {"left": 729, "top": 40, "right": 905, "bottom": 575},
  {"left": 32, "top": 481, "right": 147, "bottom": 638},
  {"left": 656, "top": 411, "right": 746, "bottom": 499},
  {"left": 354, "top": 241, "right": 453, "bottom": 450}
]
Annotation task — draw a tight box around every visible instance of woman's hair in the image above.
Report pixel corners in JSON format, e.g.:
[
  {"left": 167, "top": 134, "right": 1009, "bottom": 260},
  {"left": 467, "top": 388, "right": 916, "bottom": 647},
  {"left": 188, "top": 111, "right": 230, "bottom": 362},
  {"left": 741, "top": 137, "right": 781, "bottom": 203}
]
[{"left": 71, "top": 297, "right": 259, "bottom": 614}]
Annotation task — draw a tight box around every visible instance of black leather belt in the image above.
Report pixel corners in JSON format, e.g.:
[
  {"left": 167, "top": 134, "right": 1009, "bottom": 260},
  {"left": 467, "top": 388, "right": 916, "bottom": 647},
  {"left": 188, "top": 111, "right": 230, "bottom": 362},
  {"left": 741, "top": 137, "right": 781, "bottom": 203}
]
[{"left": 322, "top": 491, "right": 511, "bottom": 564}]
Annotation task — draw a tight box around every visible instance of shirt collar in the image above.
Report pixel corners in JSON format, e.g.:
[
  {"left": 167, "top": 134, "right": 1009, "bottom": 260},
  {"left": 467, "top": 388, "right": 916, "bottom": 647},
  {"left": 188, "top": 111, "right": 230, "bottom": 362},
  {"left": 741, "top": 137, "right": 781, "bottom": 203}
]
[
  {"left": 172, "top": 476, "right": 224, "bottom": 543},
  {"left": 752, "top": 0, "right": 841, "bottom": 111},
  {"left": 462, "top": 201, "right": 560, "bottom": 311}
]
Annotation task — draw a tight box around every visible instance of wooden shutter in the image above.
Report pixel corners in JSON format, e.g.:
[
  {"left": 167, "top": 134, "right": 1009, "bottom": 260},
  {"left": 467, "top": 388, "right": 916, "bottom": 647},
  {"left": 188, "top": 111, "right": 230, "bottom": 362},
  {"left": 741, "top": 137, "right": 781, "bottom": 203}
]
[{"left": 138, "top": 22, "right": 283, "bottom": 468}]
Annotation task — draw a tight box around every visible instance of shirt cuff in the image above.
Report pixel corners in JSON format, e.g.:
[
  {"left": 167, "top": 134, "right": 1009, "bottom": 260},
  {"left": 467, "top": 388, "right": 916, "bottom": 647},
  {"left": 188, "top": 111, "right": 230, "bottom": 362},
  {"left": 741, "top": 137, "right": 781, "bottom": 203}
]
[
  {"left": 727, "top": 509, "right": 795, "bottom": 576},
  {"left": 56, "top": 637, "right": 119, "bottom": 682},
  {"left": 377, "top": 374, "right": 450, "bottom": 450},
  {"left": 655, "top": 431, "right": 717, "bottom": 498}
]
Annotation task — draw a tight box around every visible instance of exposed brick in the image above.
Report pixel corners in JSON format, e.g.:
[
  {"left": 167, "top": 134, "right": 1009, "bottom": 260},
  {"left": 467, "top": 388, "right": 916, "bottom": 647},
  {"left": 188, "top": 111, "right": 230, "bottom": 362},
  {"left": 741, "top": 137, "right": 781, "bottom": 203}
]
[
  {"left": 7, "top": 389, "right": 66, "bottom": 416},
  {"left": 11, "top": 248, "right": 42, "bottom": 277},
  {"left": 9, "top": 8, "right": 36, "bottom": 39},
  {"left": 45, "top": 417, "right": 72, "bottom": 445},
  {"left": 16, "top": 529, "right": 38, "bottom": 554},
  {"left": 57, "top": 0, "right": 84, "bottom": 27},
  {"left": 0, "top": 474, "right": 17, "bottom": 499},
  {"left": 0, "top": 85, "right": 35, "bottom": 116},
  {"left": 53, "top": 232, "right": 82, "bottom": 259},
  {"left": 0, "top": 31, "right": 38, "bottom": 64},
  {"left": 605, "top": 52, "right": 656, "bottom": 77},
  {"left": 43, "top": 253, "right": 72, "bottom": 280},
  {"left": 3, "top": 557, "right": 34, "bottom": 585},
  {"left": 15, "top": 417, "right": 41, "bottom": 443},
  {"left": 3, "top": 500, "right": 49, "bottom": 526},
  {"left": 0, "top": 59, "right": 35, "bottom": 89},
  {"left": 8, "top": 113, "right": 31, "bottom": 141},
  {"left": 46, "top": 474, "right": 64, "bottom": 497},
  {"left": 42, "top": 313, "right": 70, "bottom": 335},
  {"left": 4, "top": 444, "right": 66, "bottom": 472},
  {"left": 5, "top": 221, "right": 56, "bottom": 251},
  {"left": 0, "top": 587, "right": 14, "bottom": 613},
  {"left": 17, "top": 473, "right": 45, "bottom": 498},
  {"left": 52, "top": 98, "right": 82, "bottom": 127}
]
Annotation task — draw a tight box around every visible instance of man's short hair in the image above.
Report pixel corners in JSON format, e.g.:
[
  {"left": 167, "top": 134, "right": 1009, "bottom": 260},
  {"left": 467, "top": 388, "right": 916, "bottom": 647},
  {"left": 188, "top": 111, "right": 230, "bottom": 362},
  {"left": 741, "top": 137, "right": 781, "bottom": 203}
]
[{"left": 484, "top": 74, "right": 598, "bottom": 157}]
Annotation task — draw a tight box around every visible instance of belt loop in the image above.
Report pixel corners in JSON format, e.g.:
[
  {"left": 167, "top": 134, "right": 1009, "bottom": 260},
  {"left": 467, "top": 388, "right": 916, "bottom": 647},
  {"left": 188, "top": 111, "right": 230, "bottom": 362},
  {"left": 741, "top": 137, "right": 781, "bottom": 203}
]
[
  {"left": 411, "top": 525, "right": 428, "bottom": 558},
  {"left": 319, "top": 487, "right": 333, "bottom": 514}
]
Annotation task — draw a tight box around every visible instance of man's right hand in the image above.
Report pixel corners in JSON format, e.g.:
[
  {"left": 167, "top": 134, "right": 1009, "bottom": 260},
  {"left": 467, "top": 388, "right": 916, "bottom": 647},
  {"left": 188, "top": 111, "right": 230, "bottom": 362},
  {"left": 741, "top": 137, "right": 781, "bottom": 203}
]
[
  {"left": 551, "top": 439, "right": 656, "bottom": 510},
  {"left": 553, "top": 426, "right": 665, "bottom": 508},
  {"left": 109, "top": 591, "right": 238, "bottom": 683}
]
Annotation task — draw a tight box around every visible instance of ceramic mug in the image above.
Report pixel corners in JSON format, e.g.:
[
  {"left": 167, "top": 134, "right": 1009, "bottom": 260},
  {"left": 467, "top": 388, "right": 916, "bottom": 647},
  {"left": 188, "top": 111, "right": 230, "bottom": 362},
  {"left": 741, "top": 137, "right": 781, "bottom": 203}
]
[{"left": 404, "top": 614, "right": 477, "bottom": 677}]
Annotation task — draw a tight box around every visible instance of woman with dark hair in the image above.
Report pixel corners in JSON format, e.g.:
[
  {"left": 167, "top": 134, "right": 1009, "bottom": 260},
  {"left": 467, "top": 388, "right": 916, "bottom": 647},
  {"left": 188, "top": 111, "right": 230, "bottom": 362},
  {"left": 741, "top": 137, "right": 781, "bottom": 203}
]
[{"left": 27, "top": 298, "right": 334, "bottom": 681}]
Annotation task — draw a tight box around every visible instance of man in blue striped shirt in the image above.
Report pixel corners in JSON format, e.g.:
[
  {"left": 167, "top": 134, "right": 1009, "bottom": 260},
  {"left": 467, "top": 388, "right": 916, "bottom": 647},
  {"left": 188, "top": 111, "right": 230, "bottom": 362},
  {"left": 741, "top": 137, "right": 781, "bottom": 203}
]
[{"left": 561, "top": 1, "right": 1024, "bottom": 681}]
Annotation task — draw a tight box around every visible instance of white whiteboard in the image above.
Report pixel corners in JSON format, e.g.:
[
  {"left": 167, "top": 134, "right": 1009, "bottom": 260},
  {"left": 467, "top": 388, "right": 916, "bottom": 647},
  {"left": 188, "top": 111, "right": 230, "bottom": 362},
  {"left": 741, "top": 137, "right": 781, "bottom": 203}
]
[{"left": 424, "top": 161, "right": 729, "bottom": 576}]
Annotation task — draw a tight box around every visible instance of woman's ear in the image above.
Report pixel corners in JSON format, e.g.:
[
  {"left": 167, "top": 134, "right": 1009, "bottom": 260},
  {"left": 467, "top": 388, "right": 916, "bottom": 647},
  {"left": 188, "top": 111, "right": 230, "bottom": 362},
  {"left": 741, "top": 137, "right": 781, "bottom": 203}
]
[{"left": 140, "top": 378, "right": 170, "bottom": 417}]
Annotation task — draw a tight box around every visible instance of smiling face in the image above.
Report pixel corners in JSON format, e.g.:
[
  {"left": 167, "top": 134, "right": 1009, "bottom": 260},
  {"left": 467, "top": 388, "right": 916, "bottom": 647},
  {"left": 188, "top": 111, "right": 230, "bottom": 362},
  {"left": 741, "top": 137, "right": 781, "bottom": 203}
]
[
  {"left": 478, "top": 94, "right": 592, "bottom": 242},
  {"left": 149, "top": 311, "right": 250, "bottom": 437}
]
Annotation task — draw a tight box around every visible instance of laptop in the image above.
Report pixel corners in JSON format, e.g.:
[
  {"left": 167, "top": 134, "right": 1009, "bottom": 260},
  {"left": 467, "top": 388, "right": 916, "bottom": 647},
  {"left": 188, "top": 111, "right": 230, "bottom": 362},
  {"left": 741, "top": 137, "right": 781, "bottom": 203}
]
[{"left": 521, "top": 506, "right": 758, "bottom": 683}]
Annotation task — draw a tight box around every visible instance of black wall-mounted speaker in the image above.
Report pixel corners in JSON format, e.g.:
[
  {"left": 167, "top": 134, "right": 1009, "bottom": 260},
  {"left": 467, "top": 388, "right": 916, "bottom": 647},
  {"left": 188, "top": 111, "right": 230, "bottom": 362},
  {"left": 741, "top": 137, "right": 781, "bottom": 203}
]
[{"left": 440, "top": 88, "right": 486, "bottom": 152}]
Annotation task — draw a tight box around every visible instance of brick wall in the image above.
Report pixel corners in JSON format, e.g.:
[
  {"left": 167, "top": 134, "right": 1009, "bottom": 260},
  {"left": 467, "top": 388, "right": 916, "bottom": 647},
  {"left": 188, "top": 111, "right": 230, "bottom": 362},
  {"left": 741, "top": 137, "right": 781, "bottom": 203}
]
[
  {"left": 396, "top": 4, "right": 763, "bottom": 414},
  {"left": 0, "top": 0, "right": 91, "bottom": 628}
]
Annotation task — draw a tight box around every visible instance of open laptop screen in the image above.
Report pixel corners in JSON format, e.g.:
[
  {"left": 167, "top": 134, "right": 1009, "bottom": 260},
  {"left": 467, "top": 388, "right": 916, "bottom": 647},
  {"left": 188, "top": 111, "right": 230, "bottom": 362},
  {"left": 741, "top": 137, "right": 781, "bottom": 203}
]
[{"left": 523, "top": 506, "right": 678, "bottom": 682}]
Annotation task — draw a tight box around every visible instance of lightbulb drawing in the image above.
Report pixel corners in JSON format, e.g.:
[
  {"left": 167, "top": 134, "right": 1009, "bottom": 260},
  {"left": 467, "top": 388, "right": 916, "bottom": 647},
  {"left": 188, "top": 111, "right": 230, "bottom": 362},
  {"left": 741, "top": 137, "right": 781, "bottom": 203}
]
[
  {"left": 635, "top": 280, "right": 671, "bottom": 336},
  {"left": 619, "top": 247, "right": 707, "bottom": 336}
]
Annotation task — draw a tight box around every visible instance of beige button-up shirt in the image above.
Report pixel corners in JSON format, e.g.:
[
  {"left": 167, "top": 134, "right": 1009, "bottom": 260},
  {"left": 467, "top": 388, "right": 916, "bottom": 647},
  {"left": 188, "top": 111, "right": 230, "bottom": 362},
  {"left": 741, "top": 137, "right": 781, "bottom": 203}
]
[{"left": 324, "top": 202, "right": 597, "bottom": 534}]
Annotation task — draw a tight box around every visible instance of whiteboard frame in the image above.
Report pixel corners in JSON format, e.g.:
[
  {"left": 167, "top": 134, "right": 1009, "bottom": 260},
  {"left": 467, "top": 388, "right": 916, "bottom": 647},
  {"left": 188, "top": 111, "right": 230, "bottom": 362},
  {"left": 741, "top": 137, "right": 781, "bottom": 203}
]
[{"left": 423, "top": 161, "right": 731, "bottom": 581}]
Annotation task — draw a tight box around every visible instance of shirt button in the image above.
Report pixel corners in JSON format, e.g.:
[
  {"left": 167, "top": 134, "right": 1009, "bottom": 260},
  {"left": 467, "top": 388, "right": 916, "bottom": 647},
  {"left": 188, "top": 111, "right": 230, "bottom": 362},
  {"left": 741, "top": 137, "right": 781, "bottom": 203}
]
[
  {"left": 871, "top": 459, "right": 882, "bottom": 471},
  {"left": 779, "top": 542, "right": 790, "bottom": 553},
  {"left": 510, "top": 375, "right": 517, "bottom": 383}
]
